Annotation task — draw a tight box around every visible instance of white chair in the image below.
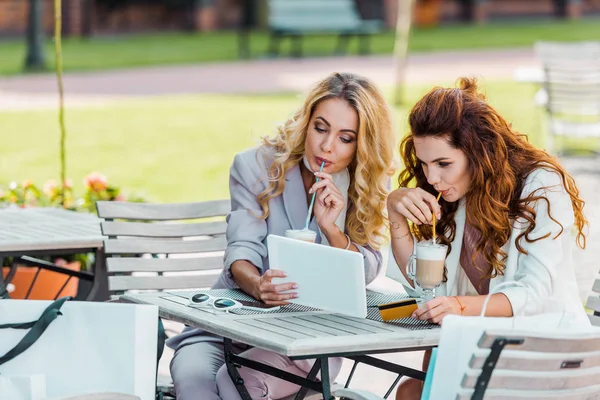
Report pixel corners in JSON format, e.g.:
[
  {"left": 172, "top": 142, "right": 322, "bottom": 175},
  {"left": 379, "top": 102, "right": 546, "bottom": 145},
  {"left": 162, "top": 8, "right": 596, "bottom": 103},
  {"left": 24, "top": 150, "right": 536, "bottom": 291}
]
[
  {"left": 96, "top": 200, "right": 230, "bottom": 399},
  {"left": 532, "top": 41, "right": 600, "bottom": 155},
  {"left": 534, "top": 41, "right": 600, "bottom": 65},
  {"left": 587, "top": 274, "right": 600, "bottom": 327},
  {"left": 97, "top": 200, "right": 344, "bottom": 400},
  {"left": 541, "top": 61, "right": 600, "bottom": 155},
  {"left": 334, "top": 328, "right": 600, "bottom": 400}
]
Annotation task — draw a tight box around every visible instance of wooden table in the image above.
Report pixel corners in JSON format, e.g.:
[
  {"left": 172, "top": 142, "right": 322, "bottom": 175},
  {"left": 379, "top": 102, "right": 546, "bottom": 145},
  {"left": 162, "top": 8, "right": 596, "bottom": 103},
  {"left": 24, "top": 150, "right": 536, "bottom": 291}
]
[
  {"left": 0, "top": 207, "right": 108, "bottom": 300},
  {"left": 122, "top": 289, "right": 441, "bottom": 400}
]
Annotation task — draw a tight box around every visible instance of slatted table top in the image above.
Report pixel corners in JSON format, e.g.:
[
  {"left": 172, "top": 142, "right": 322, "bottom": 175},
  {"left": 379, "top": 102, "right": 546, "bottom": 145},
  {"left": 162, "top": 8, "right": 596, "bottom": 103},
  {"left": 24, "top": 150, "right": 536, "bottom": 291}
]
[
  {"left": 0, "top": 207, "right": 104, "bottom": 253},
  {"left": 122, "top": 290, "right": 441, "bottom": 358}
]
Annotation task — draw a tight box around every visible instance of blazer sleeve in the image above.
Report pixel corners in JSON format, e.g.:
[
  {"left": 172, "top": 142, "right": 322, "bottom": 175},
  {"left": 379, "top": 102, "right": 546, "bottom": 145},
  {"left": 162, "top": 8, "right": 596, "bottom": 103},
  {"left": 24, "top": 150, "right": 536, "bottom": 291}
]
[
  {"left": 354, "top": 243, "right": 383, "bottom": 284},
  {"left": 498, "top": 169, "right": 576, "bottom": 316},
  {"left": 222, "top": 152, "right": 269, "bottom": 288}
]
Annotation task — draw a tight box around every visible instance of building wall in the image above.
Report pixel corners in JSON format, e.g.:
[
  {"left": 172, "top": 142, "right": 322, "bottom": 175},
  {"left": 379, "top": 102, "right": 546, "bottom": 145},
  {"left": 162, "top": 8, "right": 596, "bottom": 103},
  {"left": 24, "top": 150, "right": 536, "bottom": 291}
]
[
  {"left": 1, "top": 0, "right": 599, "bottom": 37},
  {"left": 0, "top": 0, "right": 54, "bottom": 35}
]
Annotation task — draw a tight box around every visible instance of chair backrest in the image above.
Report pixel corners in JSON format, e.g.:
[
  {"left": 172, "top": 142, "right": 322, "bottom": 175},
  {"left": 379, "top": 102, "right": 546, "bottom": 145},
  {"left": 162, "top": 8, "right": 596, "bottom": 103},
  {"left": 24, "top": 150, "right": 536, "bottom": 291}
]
[
  {"left": 534, "top": 41, "right": 600, "bottom": 65},
  {"left": 587, "top": 276, "right": 600, "bottom": 326},
  {"left": 268, "top": 0, "right": 362, "bottom": 32},
  {"left": 543, "top": 61, "right": 600, "bottom": 118},
  {"left": 457, "top": 328, "right": 600, "bottom": 399},
  {"left": 96, "top": 200, "right": 230, "bottom": 297}
]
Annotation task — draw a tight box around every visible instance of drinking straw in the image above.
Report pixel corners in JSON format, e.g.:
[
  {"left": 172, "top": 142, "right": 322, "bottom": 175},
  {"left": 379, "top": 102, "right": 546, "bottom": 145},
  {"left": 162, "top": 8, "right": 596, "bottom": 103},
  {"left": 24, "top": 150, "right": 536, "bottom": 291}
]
[
  {"left": 305, "top": 161, "right": 325, "bottom": 230},
  {"left": 432, "top": 192, "right": 442, "bottom": 243}
]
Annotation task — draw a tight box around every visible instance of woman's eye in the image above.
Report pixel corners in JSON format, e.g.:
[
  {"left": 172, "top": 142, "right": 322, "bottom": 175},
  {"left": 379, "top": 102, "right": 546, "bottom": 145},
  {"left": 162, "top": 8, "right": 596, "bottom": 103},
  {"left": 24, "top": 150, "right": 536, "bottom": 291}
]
[
  {"left": 438, "top": 162, "right": 451, "bottom": 168},
  {"left": 340, "top": 136, "right": 353, "bottom": 144},
  {"left": 315, "top": 126, "right": 326, "bottom": 133}
]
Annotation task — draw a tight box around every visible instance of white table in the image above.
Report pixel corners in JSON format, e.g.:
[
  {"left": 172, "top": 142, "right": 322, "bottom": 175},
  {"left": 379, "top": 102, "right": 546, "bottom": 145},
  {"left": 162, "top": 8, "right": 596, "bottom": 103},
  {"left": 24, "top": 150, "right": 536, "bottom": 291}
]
[
  {"left": 122, "top": 289, "right": 441, "bottom": 399},
  {"left": 0, "top": 207, "right": 108, "bottom": 300}
]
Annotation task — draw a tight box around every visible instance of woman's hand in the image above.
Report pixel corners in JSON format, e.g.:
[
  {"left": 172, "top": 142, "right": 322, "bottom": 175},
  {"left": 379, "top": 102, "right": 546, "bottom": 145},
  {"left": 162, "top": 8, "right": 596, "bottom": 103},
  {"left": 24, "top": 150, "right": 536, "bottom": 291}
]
[
  {"left": 388, "top": 187, "right": 441, "bottom": 226},
  {"left": 411, "top": 296, "right": 461, "bottom": 324},
  {"left": 311, "top": 171, "right": 344, "bottom": 231},
  {"left": 255, "top": 269, "right": 298, "bottom": 306}
]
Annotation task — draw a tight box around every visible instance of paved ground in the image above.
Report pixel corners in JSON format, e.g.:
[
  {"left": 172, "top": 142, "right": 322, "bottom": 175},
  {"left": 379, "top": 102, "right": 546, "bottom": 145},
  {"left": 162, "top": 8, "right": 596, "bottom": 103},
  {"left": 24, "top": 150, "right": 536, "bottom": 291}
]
[
  {"left": 0, "top": 48, "right": 539, "bottom": 110},
  {"left": 2, "top": 47, "right": 598, "bottom": 397}
]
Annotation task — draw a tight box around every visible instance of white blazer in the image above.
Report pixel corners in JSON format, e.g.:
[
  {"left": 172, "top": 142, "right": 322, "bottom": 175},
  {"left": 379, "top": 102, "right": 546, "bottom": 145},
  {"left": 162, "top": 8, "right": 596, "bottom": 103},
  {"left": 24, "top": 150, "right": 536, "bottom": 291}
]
[{"left": 388, "top": 168, "right": 590, "bottom": 325}]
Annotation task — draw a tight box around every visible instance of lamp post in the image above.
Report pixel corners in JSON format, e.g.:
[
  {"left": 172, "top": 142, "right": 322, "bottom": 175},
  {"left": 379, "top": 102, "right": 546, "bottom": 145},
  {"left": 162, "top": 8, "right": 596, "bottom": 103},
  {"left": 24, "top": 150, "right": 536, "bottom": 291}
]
[{"left": 24, "top": 0, "right": 47, "bottom": 71}]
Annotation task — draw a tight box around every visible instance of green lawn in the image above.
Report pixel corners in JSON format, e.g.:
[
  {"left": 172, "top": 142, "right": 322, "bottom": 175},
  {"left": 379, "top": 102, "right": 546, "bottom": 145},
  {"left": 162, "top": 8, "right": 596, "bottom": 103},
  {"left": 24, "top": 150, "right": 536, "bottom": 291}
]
[
  {"left": 1, "top": 19, "right": 600, "bottom": 75},
  {"left": 0, "top": 80, "right": 549, "bottom": 202}
]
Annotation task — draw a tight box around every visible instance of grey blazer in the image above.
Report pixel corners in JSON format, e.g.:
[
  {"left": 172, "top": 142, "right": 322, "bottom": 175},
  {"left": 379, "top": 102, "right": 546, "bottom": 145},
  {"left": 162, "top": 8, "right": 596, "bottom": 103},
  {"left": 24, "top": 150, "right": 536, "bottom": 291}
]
[{"left": 167, "top": 146, "right": 382, "bottom": 349}]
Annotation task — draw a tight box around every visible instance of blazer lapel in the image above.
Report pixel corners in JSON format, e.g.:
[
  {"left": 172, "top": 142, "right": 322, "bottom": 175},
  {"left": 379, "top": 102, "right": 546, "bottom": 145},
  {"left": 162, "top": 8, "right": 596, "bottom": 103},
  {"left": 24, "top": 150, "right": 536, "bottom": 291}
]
[
  {"left": 443, "top": 198, "right": 466, "bottom": 296},
  {"left": 282, "top": 164, "right": 309, "bottom": 230}
]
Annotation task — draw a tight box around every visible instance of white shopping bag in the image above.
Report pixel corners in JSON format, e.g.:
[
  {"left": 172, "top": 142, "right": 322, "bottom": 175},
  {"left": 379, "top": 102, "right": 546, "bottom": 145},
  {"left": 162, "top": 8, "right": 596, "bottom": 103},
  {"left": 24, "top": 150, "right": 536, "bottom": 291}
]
[
  {"left": 0, "top": 374, "right": 46, "bottom": 400},
  {"left": 428, "top": 282, "right": 592, "bottom": 399},
  {"left": 0, "top": 298, "right": 158, "bottom": 400}
]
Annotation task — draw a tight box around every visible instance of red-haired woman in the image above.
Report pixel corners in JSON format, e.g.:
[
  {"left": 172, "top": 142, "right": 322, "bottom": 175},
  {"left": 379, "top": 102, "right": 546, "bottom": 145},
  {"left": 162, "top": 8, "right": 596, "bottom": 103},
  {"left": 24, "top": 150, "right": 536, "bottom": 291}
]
[{"left": 387, "top": 77, "right": 590, "bottom": 399}]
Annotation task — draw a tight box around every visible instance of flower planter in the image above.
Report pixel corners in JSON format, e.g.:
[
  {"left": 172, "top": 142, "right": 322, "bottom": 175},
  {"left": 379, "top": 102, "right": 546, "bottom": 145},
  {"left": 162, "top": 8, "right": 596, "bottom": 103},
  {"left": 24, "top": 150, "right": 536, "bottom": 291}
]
[
  {"left": 414, "top": 0, "right": 444, "bottom": 27},
  {"left": 2, "top": 261, "right": 81, "bottom": 300}
]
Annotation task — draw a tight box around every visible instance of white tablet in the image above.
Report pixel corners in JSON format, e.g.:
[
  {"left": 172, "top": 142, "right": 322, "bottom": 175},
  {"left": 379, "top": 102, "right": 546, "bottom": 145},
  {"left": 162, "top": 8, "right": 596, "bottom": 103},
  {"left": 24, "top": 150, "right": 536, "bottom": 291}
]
[{"left": 267, "top": 234, "right": 367, "bottom": 318}]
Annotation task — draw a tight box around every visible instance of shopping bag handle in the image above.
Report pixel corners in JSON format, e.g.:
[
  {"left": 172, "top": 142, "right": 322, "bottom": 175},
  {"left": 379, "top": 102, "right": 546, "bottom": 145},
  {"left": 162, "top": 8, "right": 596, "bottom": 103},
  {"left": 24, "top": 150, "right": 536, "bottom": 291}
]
[{"left": 0, "top": 296, "right": 71, "bottom": 367}]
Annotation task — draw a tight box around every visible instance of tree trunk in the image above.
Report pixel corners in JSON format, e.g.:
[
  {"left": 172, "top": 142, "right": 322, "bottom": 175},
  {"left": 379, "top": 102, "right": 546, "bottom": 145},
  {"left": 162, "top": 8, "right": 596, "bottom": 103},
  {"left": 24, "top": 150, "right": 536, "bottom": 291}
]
[
  {"left": 24, "top": 0, "right": 47, "bottom": 71},
  {"left": 393, "top": 0, "right": 415, "bottom": 105}
]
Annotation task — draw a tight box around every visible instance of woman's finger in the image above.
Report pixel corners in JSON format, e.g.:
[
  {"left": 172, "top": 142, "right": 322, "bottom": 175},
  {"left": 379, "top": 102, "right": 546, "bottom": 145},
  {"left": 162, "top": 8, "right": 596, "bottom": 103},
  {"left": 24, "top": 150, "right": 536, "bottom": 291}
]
[
  {"left": 419, "top": 189, "right": 442, "bottom": 218},
  {"left": 412, "top": 298, "right": 441, "bottom": 318},
  {"left": 263, "top": 269, "right": 288, "bottom": 280},
  {"left": 314, "top": 171, "right": 334, "bottom": 182},
  {"left": 272, "top": 282, "right": 298, "bottom": 293},
  {"left": 411, "top": 196, "right": 434, "bottom": 224},
  {"left": 415, "top": 304, "right": 444, "bottom": 321},
  {"left": 394, "top": 203, "right": 422, "bottom": 225},
  {"left": 261, "top": 297, "right": 290, "bottom": 306},
  {"left": 403, "top": 200, "right": 428, "bottom": 225},
  {"left": 260, "top": 291, "right": 297, "bottom": 303},
  {"left": 318, "top": 188, "right": 343, "bottom": 206},
  {"left": 309, "top": 178, "right": 341, "bottom": 195}
]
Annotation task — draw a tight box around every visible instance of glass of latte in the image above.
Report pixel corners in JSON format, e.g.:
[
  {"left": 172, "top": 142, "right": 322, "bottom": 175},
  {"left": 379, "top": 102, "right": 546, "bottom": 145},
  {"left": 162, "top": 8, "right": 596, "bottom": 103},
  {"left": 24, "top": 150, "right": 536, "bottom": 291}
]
[
  {"left": 285, "top": 229, "right": 317, "bottom": 243},
  {"left": 406, "top": 241, "right": 447, "bottom": 301}
]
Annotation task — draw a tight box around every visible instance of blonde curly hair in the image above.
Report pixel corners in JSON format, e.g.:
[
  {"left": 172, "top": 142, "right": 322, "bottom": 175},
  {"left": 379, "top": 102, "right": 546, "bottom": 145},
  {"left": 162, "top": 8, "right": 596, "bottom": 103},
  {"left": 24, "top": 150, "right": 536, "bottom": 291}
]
[{"left": 257, "top": 72, "right": 395, "bottom": 250}]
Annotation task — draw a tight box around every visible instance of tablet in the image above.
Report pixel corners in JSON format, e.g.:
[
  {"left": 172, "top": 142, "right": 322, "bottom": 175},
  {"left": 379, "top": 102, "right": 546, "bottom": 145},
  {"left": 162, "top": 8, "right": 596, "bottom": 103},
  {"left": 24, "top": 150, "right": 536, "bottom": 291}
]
[{"left": 267, "top": 234, "right": 367, "bottom": 318}]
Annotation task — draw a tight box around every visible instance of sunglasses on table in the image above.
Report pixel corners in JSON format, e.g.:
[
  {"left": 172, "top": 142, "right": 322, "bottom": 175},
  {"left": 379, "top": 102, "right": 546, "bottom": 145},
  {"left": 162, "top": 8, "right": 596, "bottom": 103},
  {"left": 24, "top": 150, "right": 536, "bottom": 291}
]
[{"left": 187, "top": 293, "right": 243, "bottom": 312}]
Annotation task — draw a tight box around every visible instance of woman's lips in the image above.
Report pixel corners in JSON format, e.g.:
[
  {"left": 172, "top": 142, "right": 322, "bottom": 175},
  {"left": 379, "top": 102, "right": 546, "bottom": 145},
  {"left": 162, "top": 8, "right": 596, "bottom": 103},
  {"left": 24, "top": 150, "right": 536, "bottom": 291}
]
[{"left": 315, "top": 157, "right": 332, "bottom": 167}]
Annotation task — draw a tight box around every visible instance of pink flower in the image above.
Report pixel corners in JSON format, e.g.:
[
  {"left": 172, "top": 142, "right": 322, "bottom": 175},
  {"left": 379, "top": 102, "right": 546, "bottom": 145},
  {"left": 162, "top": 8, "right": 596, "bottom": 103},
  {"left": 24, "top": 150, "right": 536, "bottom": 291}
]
[
  {"left": 43, "top": 179, "right": 57, "bottom": 195},
  {"left": 84, "top": 172, "right": 108, "bottom": 192},
  {"left": 22, "top": 180, "right": 33, "bottom": 189},
  {"left": 63, "top": 179, "right": 73, "bottom": 189}
]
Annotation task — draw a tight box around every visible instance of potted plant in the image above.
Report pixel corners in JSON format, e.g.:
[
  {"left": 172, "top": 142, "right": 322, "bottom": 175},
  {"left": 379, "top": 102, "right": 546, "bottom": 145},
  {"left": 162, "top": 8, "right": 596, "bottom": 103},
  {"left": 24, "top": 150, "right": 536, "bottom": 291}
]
[{"left": 0, "top": 173, "right": 146, "bottom": 300}]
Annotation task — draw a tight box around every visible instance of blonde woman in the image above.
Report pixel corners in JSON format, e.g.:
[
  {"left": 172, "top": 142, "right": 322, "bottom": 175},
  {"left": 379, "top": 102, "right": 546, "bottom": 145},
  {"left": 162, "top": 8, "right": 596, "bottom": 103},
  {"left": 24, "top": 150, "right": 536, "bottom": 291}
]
[{"left": 167, "top": 72, "right": 396, "bottom": 400}]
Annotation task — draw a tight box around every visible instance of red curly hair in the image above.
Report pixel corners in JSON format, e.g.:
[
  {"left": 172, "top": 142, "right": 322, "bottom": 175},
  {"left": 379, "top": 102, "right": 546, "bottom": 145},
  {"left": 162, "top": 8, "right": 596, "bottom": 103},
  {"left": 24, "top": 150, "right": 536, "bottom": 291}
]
[{"left": 399, "top": 77, "right": 587, "bottom": 279}]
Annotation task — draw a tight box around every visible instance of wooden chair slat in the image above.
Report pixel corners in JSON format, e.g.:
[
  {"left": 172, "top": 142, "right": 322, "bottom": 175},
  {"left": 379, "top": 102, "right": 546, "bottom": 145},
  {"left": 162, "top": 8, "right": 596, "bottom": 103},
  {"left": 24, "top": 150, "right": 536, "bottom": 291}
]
[
  {"left": 108, "top": 274, "right": 218, "bottom": 292},
  {"left": 478, "top": 332, "right": 600, "bottom": 353},
  {"left": 104, "top": 236, "right": 227, "bottom": 255},
  {"left": 589, "top": 314, "right": 600, "bottom": 327},
  {"left": 469, "top": 350, "right": 600, "bottom": 371},
  {"left": 461, "top": 368, "right": 600, "bottom": 390},
  {"left": 456, "top": 384, "right": 600, "bottom": 399},
  {"left": 593, "top": 279, "right": 600, "bottom": 294},
  {"left": 587, "top": 296, "right": 600, "bottom": 313},
  {"left": 106, "top": 256, "right": 224, "bottom": 273},
  {"left": 101, "top": 221, "right": 227, "bottom": 238},
  {"left": 96, "top": 200, "right": 230, "bottom": 220}
]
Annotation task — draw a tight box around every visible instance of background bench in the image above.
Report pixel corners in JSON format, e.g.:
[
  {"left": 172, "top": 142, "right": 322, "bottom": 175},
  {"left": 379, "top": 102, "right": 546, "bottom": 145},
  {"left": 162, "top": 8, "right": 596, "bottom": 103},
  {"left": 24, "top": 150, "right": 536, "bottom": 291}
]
[{"left": 265, "top": 0, "right": 383, "bottom": 57}]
